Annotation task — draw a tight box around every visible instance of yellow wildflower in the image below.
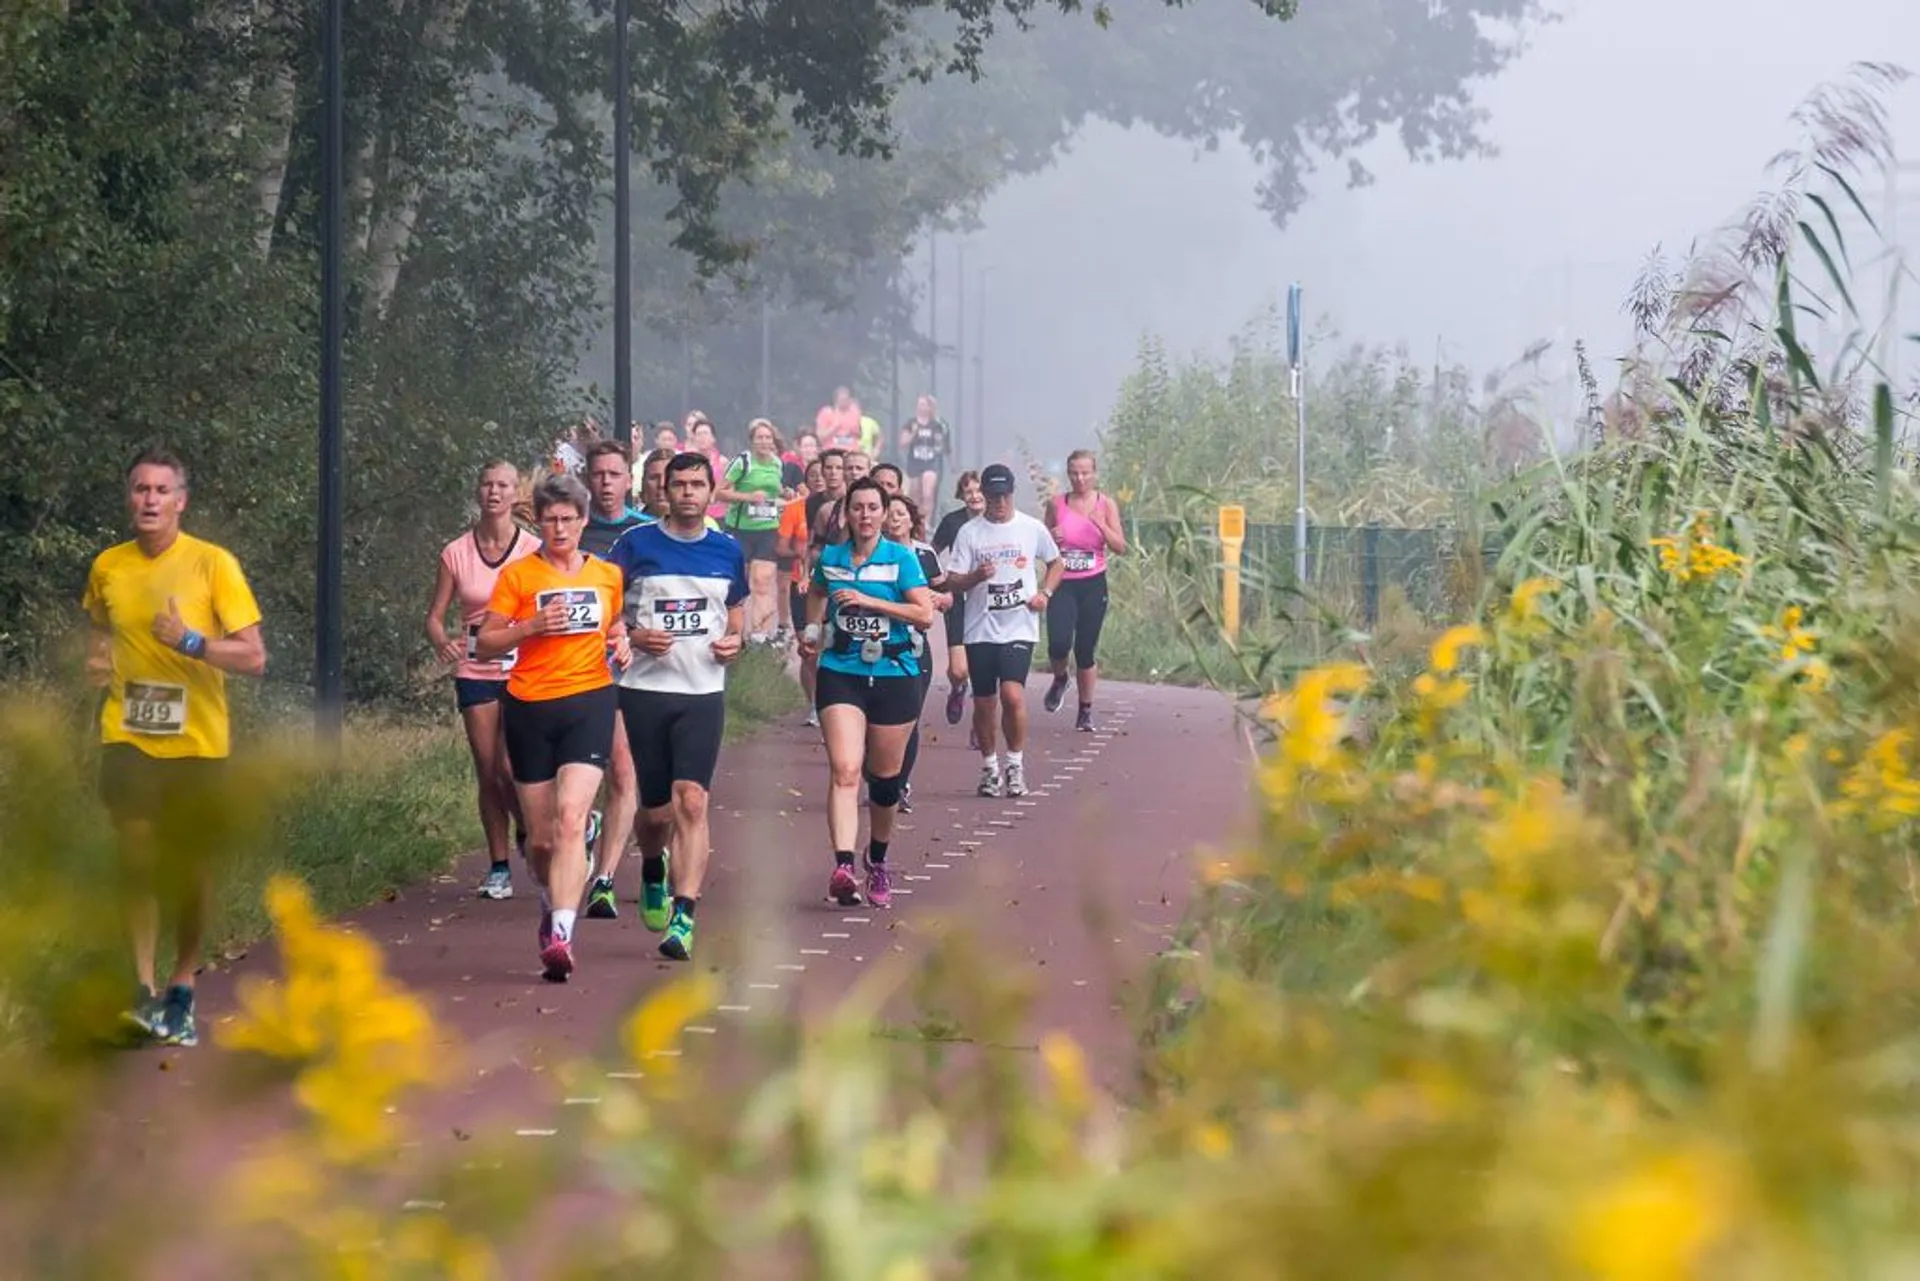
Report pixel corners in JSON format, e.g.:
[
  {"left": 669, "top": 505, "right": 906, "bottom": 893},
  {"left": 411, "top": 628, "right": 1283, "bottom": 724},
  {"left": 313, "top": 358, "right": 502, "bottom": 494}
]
[
  {"left": 1259, "top": 663, "right": 1369, "bottom": 808},
  {"left": 1758, "top": 604, "right": 1817, "bottom": 661},
  {"left": 1565, "top": 1147, "right": 1737, "bottom": 1281},
  {"left": 622, "top": 971, "right": 720, "bottom": 1092},
  {"left": 1649, "top": 513, "right": 1746, "bottom": 583},
  {"left": 1039, "top": 1031, "right": 1092, "bottom": 1119},
  {"left": 1833, "top": 729, "right": 1920, "bottom": 831},
  {"left": 1429, "top": 623, "right": 1487, "bottom": 674},
  {"left": 1191, "top": 1121, "right": 1233, "bottom": 1160}
]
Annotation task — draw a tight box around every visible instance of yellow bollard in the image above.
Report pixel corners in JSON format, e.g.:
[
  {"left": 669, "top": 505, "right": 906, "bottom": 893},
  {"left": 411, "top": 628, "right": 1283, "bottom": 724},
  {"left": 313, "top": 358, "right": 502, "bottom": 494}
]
[{"left": 1218, "top": 504, "right": 1246, "bottom": 646}]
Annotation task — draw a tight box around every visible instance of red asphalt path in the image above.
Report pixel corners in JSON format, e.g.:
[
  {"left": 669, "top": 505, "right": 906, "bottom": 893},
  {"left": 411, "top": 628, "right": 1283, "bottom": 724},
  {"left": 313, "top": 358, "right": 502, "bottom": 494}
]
[{"left": 77, "top": 679, "right": 1250, "bottom": 1273}]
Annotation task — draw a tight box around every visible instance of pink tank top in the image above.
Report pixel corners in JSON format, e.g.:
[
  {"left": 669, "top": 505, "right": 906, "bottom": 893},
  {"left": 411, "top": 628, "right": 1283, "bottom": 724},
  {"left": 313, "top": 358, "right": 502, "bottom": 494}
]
[
  {"left": 442, "top": 527, "right": 539, "bottom": 680},
  {"left": 1052, "top": 494, "right": 1109, "bottom": 580}
]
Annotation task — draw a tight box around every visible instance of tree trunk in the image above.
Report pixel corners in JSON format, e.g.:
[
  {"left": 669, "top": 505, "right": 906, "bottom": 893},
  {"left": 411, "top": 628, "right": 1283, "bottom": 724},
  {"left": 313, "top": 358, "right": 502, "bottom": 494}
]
[{"left": 250, "top": 65, "right": 298, "bottom": 257}]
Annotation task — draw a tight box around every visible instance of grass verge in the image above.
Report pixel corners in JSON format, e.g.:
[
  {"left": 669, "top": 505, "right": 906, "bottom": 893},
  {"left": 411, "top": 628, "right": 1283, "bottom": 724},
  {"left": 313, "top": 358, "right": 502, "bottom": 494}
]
[{"left": 721, "top": 644, "right": 805, "bottom": 741}]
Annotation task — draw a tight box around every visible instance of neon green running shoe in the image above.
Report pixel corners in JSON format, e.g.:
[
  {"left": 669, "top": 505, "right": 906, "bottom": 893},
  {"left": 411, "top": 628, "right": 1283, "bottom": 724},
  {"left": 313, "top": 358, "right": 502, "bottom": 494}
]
[
  {"left": 585, "top": 875, "right": 619, "bottom": 919},
  {"left": 640, "top": 852, "right": 671, "bottom": 932},
  {"left": 659, "top": 905, "right": 695, "bottom": 961}
]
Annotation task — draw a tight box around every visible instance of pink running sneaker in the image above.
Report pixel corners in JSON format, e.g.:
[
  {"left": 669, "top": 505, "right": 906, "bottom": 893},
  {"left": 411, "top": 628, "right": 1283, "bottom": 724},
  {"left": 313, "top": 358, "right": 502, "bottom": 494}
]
[
  {"left": 865, "top": 861, "right": 893, "bottom": 908},
  {"left": 540, "top": 937, "right": 574, "bottom": 983},
  {"left": 827, "top": 864, "right": 864, "bottom": 908}
]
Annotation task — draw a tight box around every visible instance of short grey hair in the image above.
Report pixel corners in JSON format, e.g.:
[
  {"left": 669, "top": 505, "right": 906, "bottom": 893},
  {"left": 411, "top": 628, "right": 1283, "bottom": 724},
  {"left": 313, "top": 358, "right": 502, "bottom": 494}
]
[{"left": 533, "top": 472, "right": 589, "bottom": 520}]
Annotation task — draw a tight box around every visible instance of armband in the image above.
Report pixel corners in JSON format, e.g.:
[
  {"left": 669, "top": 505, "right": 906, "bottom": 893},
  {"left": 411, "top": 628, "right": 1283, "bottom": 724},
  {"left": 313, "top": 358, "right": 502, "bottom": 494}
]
[{"left": 177, "top": 628, "right": 208, "bottom": 660}]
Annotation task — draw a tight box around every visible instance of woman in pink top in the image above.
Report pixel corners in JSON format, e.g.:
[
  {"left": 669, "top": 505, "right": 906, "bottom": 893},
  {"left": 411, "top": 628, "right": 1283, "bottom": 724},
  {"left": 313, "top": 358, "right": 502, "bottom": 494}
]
[
  {"left": 685, "top": 413, "right": 731, "bottom": 519},
  {"left": 425, "top": 458, "right": 542, "bottom": 899},
  {"left": 1041, "top": 449, "right": 1127, "bottom": 731}
]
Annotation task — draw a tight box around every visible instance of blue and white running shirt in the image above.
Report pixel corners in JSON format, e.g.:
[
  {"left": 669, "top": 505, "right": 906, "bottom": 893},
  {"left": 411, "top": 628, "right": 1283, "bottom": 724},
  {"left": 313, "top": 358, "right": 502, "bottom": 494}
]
[{"left": 606, "top": 523, "right": 750, "bottom": 696}]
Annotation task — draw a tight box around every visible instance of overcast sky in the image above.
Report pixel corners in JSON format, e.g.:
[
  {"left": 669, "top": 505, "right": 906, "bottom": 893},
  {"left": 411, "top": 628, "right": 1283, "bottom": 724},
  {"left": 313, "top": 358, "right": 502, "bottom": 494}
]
[{"left": 928, "top": 0, "right": 1920, "bottom": 460}]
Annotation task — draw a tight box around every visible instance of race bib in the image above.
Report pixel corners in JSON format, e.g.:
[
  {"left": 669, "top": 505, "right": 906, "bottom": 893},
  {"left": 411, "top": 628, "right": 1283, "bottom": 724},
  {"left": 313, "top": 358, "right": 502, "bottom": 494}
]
[
  {"left": 467, "top": 623, "right": 517, "bottom": 671},
  {"left": 746, "top": 498, "right": 779, "bottom": 523},
  {"left": 986, "top": 579, "right": 1028, "bottom": 612},
  {"left": 122, "top": 681, "right": 187, "bottom": 736},
  {"left": 651, "top": 597, "right": 710, "bottom": 637},
  {"left": 838, "top": 608, "right": 890, "bottom": 640},
  {"left": 1063, "top": 548, "right": 1097, "bottom": 573},
  {"left": 536, "top": 588, "right": 603, "bottom": 636}
]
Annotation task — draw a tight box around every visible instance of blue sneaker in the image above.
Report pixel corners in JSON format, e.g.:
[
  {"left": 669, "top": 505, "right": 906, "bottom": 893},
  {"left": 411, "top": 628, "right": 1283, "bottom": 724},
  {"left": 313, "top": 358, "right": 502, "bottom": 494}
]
[{"left": 156, "top": 985, "right": 198, "bottom": 1048}]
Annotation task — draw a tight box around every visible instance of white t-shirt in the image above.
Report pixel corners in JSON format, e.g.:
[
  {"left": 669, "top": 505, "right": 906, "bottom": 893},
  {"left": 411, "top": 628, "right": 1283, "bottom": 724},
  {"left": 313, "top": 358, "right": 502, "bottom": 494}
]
[{"left": 949, "top": 511, "right": 1059, "bottom": 646}]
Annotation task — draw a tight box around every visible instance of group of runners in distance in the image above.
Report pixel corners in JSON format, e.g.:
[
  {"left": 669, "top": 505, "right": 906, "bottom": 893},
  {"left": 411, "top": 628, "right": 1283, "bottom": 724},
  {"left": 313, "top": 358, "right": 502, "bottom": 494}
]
[{"left": 84, "top": 387, "right": 1125, "bottom": 1047}]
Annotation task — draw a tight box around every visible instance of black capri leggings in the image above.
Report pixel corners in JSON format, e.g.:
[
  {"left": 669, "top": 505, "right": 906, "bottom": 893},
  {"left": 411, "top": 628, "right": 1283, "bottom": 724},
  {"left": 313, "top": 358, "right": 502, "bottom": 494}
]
[
  {"left": 1046, "top": 573, "right": 1110, "bottom": 669},
  {"left": 899, "top": 663, "right": 936, "bottom": 784}
]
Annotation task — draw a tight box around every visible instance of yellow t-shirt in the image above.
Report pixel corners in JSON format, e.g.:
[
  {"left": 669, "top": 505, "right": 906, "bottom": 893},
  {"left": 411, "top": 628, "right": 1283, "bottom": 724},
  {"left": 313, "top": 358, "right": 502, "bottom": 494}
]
[{"left": 83, "top": 533, "right": 263, "bottom": 759}]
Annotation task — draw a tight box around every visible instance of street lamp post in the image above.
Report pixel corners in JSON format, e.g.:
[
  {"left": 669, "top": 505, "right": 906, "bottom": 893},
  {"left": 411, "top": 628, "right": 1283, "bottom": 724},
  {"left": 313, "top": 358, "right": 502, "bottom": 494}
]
[
  {"left": 612, "top": 0, "right": 632, "bottom": 449},
  {"left": 316, "top": 0, "right": 345, "bottom": 743},
  {"left": 974, "top": 265, "right": 992, "bottom": 472}
]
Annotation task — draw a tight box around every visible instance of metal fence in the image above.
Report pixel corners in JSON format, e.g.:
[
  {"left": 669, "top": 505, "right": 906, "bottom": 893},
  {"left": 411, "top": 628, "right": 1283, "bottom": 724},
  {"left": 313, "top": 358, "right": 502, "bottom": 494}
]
[{"left": 1132, "top": 521, "right": 1502, "bottom": 628}]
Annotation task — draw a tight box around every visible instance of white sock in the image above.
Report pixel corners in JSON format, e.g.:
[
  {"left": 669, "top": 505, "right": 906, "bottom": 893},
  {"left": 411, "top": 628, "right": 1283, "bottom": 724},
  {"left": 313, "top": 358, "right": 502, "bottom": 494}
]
[
  {"left": 981, "top": 750, "right": 998, "bottom": 766},
  {"left": 1005, "top": 751, "right": 1024, "bottom": 770},
  {"left": 551, "top": 908, "right": 577, "bottom": 942}
]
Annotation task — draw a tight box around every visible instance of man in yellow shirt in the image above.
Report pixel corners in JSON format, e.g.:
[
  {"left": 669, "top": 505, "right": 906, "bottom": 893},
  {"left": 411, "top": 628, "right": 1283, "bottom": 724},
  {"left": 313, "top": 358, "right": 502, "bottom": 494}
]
[{"left": 83, "top": 446, "right": 266, "bottom": 1047}]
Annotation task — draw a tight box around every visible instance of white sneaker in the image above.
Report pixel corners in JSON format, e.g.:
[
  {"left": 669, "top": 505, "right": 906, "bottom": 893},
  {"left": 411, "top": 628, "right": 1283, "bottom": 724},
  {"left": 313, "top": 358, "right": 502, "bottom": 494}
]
[
  {"left": 977, "top": 761, "right": 1003, "bottom": 798},
  {"left": 1005, "top": 760, "right": 1028, "bottom": 797},
  {"left": 804, "top": 709, "right": 819, "bottom": 728}
]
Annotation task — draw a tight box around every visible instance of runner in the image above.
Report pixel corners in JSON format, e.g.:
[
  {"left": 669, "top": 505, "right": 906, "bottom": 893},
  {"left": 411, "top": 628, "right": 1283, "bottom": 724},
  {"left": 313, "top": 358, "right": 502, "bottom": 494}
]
[
  {"left": 606, "top": 453, "right": 749, "bottom": 959},
  {"left": 424, "top": 459, "right": 539, "bottom": 901},
  {"left": 801, "top": 449, "right": 851, "bottom": 729},
  {"left": 944, "top": 462, "right": 1063, "bottom": 798},
  {"left": 1042, "top": 449, "right": 1126, "bottom": 732},
  {"left": 85, "top": 446, "right": 267, "bottom": 1047},
  {"left": 815, "top": 385, "right": 863, "bottom": 452},
  {"left": 578, "top": 440, "right": 651, "bottom": 918},
  {"left": 883, "top": 493, "right": 949, "bottom": 814},
  {"left": 652, "top": 422, "right": 680, "bottom": 454},
  {"left": 474, "top": 474, "right": 629, "bottom": 982},
  {"left": 715, "top": 418, "right": 786, "bottom": 643},
  {"left": 932, "top": 469, "right": 985, "bottom": 730},
  {"left": 777, "top": 458, "right": 823, "bottom": 663},
  {"left": 871, "top": 462, "right": 904, "bottom": 499},
  {"left": 637, "top": 447, "right": 675, "bottom": 520},
  {"left": 844, "top": 450, "right": 873, "bottom": 483},
  {"left": 897, "top": 395, "right": 951, "bottom": 516},
  {"left": 798, "top": 477, "right": 935, "bottom": 908},
  {"left": 685, "top": 415, "right": 730, "bottom": 521},
  {"left": 858, "top": 413, "right": 883, "bottom": 460}
]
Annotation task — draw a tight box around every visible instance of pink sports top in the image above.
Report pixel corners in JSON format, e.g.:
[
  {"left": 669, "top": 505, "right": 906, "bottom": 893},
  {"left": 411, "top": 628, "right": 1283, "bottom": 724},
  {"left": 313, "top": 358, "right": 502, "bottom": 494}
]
[
  {"left": 442, "top": 526, "right": 539, "bottom": 681},
  {"left": 1051, "top": 494, "right": 1111, "bottom": 580}
]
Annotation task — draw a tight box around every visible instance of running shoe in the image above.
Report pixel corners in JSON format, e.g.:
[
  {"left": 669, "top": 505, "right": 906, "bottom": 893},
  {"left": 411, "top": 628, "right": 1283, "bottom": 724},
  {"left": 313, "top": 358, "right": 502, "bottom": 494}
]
[
  {"left": 641, "top": 854, "right": 672, "bottom": 932},
  {"left": 583, "top": 810, "right": 602, "bottom": 881},
  {"left": 585, "top": 875, "right": 619, "bottom": 919},
  {"left": 945, "top": 684, "right": 966, "bottom": 725},
  {"left": 478, "top": 863, "right": 514, "bottom": 900},
  {"left": 828, "top": 864, "right": 865, "bottom": 907},
  {"left": 1006, "top": 760, "right": 1028, "bottom": 797},
  {"left": 804, "top": 709, "right": 820, "bottom": 729},
  {"left": 121, "top": 985, "right": 163, "bottom": 1041},
  {"left": 1076, "top": 706, "right": 1095, "bottom": 733},
  {"left": 898, "top": 782, "right": 913, "bottom": 814},
  {"left": 865, "top": 861, "right": 893, "bottom": 909},
  {"left": 155, "top": 985, "right": 198, "bottom": 1048},
  {"left": 1044, "top": 673, "right": 1070, "bottom": 714},
  {"left": 977, "top": 761, "right": 1002, "bottom": 798},
  {"left": 659, "top": 907, "right": 695, "bottom": 961},
  {"left": 540, "top": 937, "right": 575, "bottom": 982}
]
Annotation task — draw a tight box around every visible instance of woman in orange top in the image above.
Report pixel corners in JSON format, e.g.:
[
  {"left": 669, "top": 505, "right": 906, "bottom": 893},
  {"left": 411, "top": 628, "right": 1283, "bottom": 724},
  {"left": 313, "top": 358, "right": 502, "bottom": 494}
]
[{"left": 477, "top": 473, "right": 630, "bottom": 982}]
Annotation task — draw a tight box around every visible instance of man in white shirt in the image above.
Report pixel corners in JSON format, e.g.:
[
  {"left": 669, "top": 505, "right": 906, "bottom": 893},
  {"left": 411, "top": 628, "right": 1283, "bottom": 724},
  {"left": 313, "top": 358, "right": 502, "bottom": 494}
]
[{"left": 944, "top": 463, "right": 1063, "bottom": 798}]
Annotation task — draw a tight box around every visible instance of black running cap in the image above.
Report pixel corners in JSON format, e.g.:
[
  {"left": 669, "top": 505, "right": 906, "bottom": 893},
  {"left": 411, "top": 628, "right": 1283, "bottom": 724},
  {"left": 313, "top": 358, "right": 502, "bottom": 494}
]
[{"left": 980, "top": 463, "right": 1017, "bottom": 495}]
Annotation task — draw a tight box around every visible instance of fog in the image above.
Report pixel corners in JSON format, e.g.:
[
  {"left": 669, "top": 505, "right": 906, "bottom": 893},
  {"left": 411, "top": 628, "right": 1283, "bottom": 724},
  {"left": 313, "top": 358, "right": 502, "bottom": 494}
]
[{"left": 931, "top": 0, "right": 1920, "bottom": 461}]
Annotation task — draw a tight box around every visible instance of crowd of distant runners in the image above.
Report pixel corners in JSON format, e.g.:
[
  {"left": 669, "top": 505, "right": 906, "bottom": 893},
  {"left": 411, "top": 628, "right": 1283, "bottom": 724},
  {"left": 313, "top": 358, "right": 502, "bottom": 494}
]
[{"left": 86, "top": 386, "right": 1125, "bottom": 1047}]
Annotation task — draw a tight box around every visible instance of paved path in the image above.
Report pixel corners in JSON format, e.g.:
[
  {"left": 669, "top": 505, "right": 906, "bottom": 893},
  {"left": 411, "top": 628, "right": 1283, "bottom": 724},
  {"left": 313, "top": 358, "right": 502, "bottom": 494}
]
[{"left": 82, "top": 679, "right": 1250, "bottom": 1272}]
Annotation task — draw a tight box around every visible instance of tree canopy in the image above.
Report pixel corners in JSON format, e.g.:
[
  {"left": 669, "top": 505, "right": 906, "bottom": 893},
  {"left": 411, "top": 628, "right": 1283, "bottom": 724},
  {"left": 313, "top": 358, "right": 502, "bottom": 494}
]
[{"left": 0, "top": 0, "right": 1543, "bottom": 693}]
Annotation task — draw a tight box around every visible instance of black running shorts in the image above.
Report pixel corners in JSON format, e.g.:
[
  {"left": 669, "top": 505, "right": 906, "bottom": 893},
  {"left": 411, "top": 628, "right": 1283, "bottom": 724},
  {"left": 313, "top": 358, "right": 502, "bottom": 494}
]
[
  {"left": 815, "top": 665, "right": 923, "bottom": 726},
  {"left": 965, "top": 640, "right": 1035, "bottom": 697},
  {"left": 97, "top": 743, "right": 227, "bottom": 833},
  {"left": 618, "top": 688, "right": 726, "bottom": 809},
  {"left": 501, "top": 686, "right": 617, "bottom": 784}
]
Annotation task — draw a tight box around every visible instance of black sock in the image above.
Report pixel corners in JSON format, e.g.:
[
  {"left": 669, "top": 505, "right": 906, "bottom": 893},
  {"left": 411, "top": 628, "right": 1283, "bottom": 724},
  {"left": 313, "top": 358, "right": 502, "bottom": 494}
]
[
  {"left": 672, "top": 895, "right": 697, "bottom": 917},
  {"left": 490, "top": 858, "right": 510, "bottom": 871},
  {"left": 835, "top": 850, "right": 857, "bottom": 867},
  {"left": 641, "top": 852, "right": 667, "bottom": 884},
  {"left": 867, "top": 838, "right": 889, "bottom": 865}
]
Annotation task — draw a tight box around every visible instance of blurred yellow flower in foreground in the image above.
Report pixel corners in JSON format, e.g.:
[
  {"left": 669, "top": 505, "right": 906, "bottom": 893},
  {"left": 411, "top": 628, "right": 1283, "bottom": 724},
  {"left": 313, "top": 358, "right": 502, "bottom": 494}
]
[
  {"left": 1039, "top": 1031, "right": 1092, "bottom": 1119},
  {"left": 1566, "top": 1148, "right": 1737, "bottom": 1281},
  {"left": 622, "top": 971, "right": 720, "bottom": 1093},
  {"left": 1429, "top": 623, "right": 1487, "bottom": 674},
  {"left": 1759, "top": 605, "right": 1817, "bottom": 662},
  {"left": 1832, "top": 728, "right": 1920, "bottom": 831},
  {"left": 220, "top": 875, "right": 441, "bottom": 1162}
]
